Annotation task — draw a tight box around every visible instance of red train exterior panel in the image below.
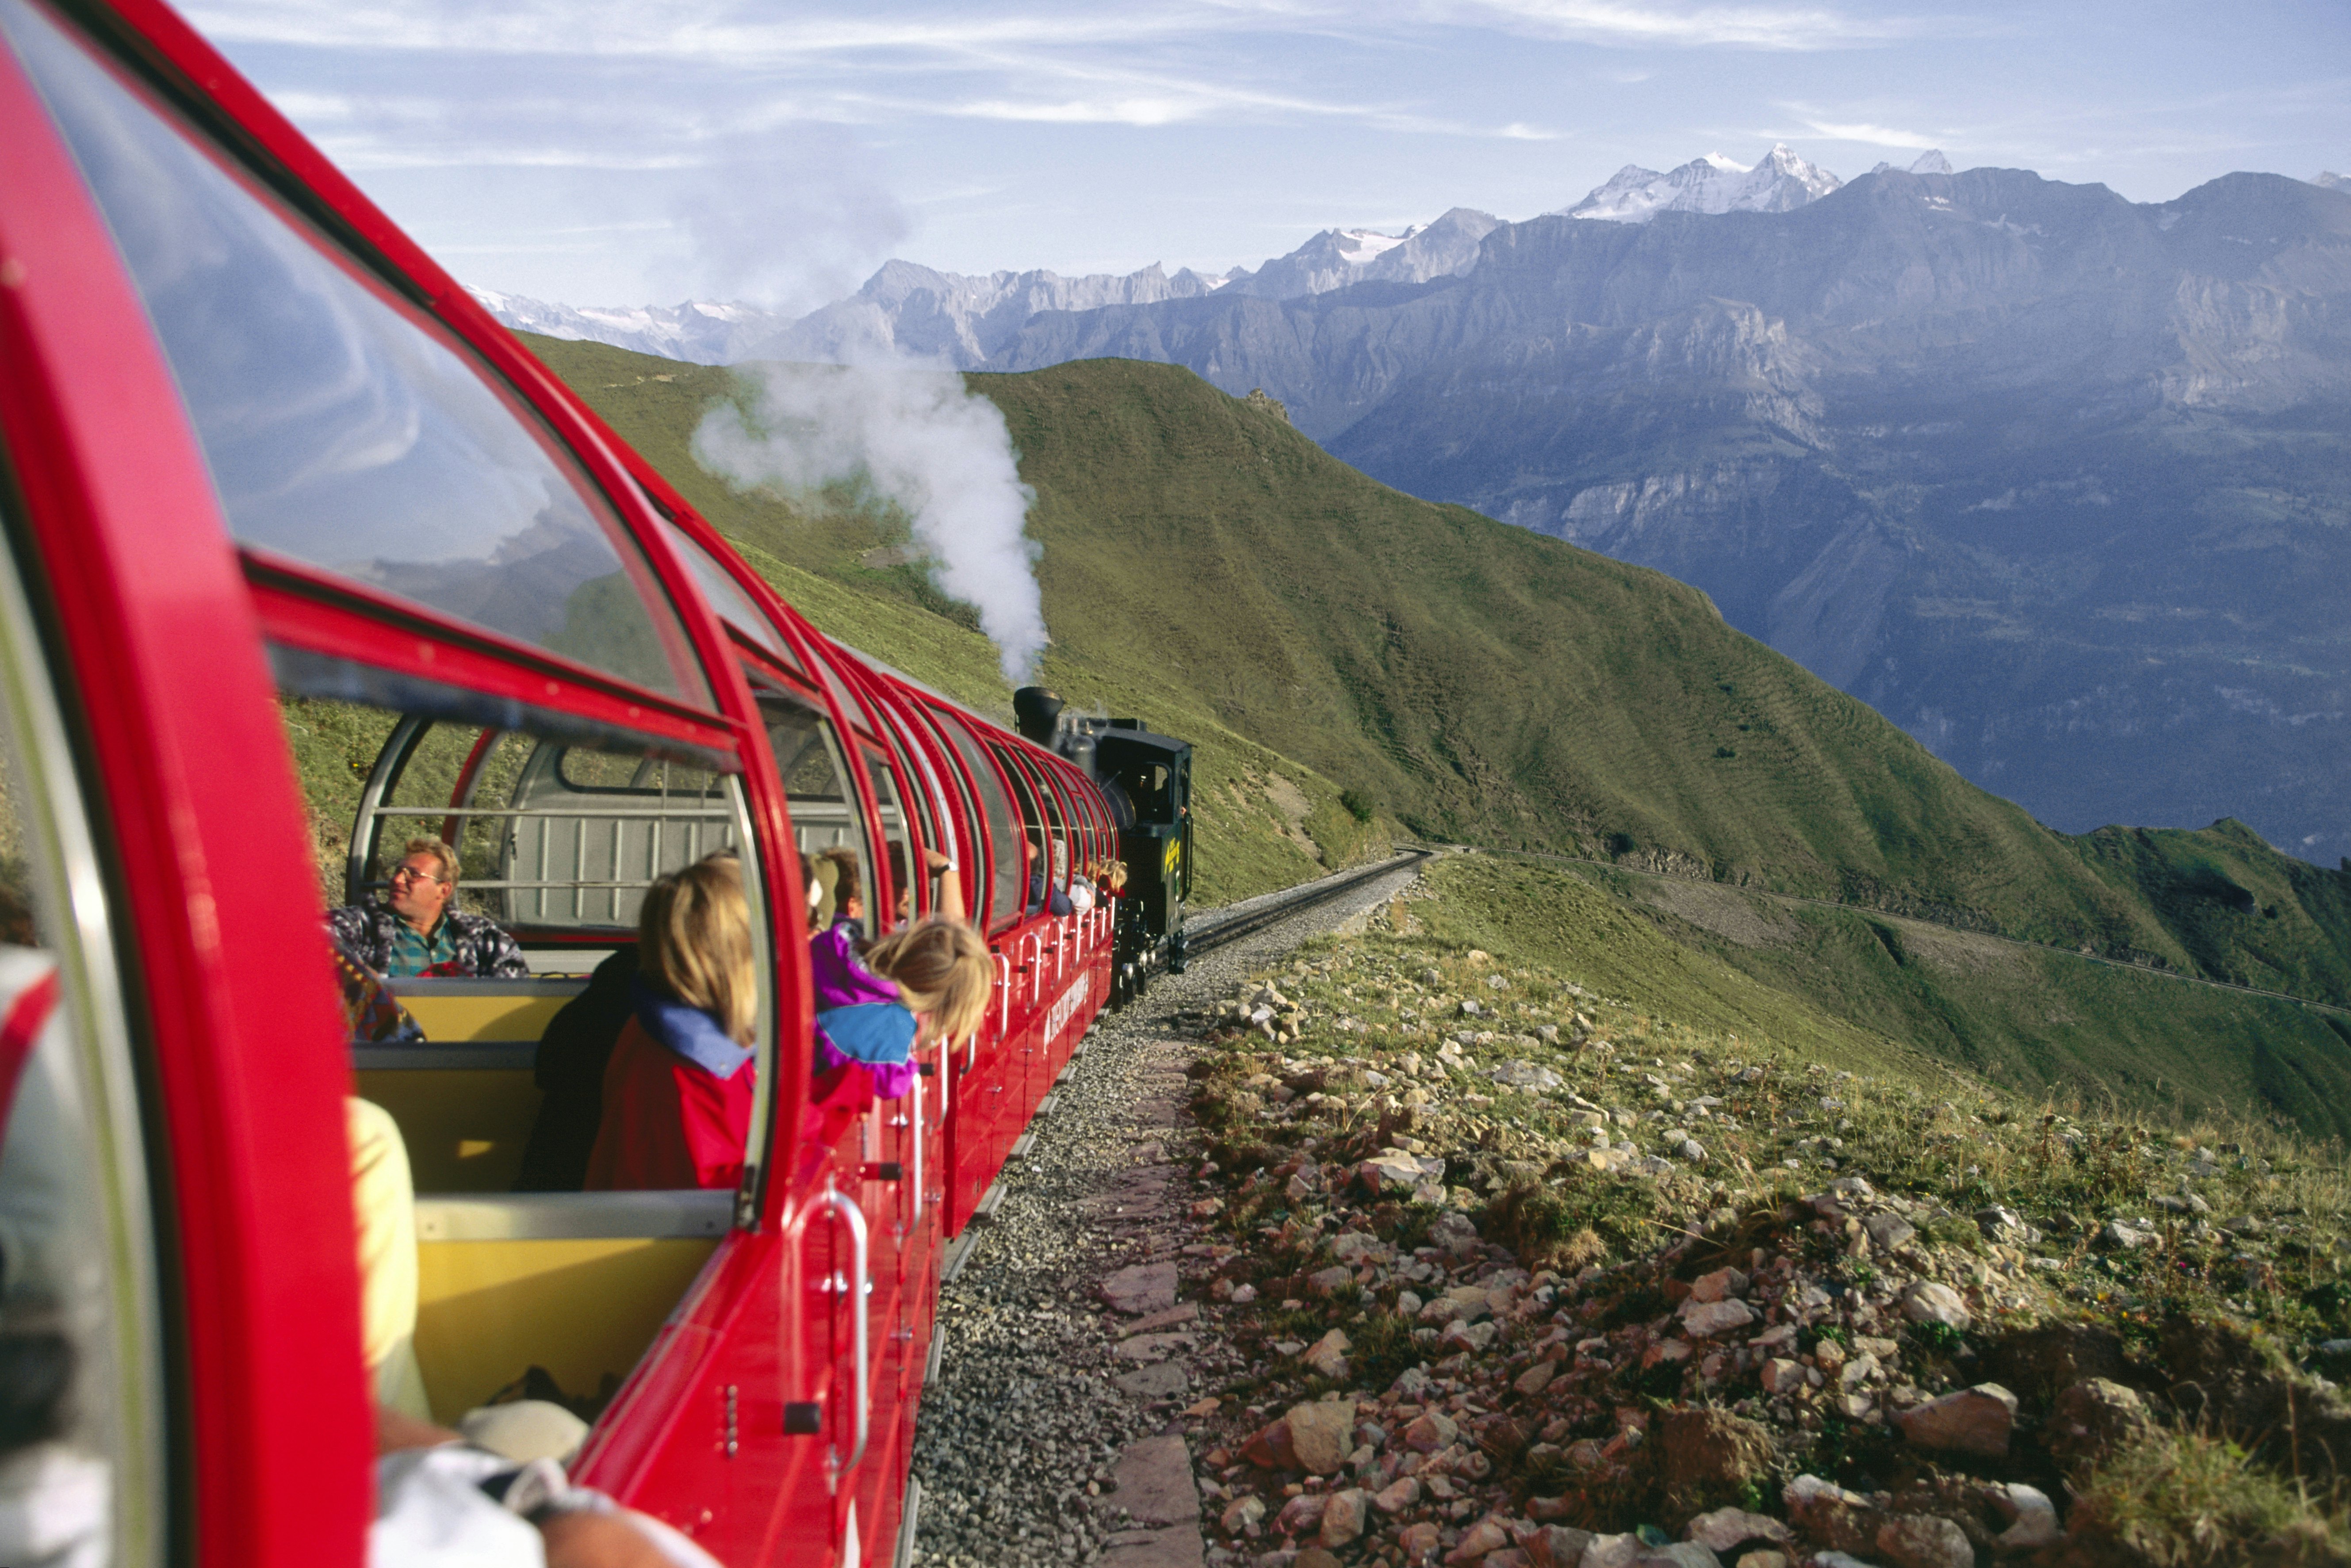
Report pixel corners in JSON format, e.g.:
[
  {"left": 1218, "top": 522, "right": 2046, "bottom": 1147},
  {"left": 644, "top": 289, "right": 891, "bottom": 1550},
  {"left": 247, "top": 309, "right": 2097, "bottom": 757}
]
[{"left": 0, "top": 0, "right": 1141, "bottom": 1562}]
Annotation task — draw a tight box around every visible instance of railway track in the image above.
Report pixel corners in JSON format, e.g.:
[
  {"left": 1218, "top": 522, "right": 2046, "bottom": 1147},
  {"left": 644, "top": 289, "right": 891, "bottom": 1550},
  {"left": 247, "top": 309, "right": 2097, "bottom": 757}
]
[{"left": 1182, "top": 846, "right": 1435, "bottom": 959}]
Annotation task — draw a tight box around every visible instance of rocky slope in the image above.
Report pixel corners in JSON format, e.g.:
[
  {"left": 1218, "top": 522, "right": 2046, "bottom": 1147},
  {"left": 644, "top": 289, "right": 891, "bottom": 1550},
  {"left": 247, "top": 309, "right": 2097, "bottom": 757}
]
[{"left": 1155, "top": 880, "right": 2351, "bottom": 1567}]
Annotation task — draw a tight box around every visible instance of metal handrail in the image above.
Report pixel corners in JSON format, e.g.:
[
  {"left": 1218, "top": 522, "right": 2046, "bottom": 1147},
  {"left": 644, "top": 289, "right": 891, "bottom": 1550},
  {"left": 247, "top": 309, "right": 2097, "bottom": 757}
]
[
  {"left": 1018, "top": 930, "right": 1043, "bottom": 1006},
  {"left": 909, "top": 1071, "right": 924, "bottom": 1224},
  {"left": 813, "top": 1185, "right": 870, "bottom": 1476},
  {"left": 361, "top": 803, "right": 734, "bottom": 819}
]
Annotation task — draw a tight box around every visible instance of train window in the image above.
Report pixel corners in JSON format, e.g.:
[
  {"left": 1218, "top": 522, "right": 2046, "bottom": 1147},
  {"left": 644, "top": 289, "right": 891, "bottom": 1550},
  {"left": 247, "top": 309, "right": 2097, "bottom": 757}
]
[
  {"left": 0, "top": 0, "right": 708, "bottom": 705},
  {"left": 864, "top": 752, "right": 913, "bottom": 920},
  {"left": 898, "top": 704, "right": 981, "bottom": 925},
  {"left": 656, "top": 520, "right": 800, "bottom": 672},
  {"left": 1029, "top": 759, "right": 1074, "bottom": 892},
  {"left": 0, "top": 519, "right": 168, "bottom": 1560},
  {"left": 319, "top": 711, "right": 741, "bottom": 946},
  {"left": 279, "top": 690, "right": 774, "bottom": 1422},
  {"left": 875, "top": 705, "right": 957, "bottom": 916},
  {"left": 987, "top": 746, "right": 1042, "bottom": 906},
  {"left": 935, "top": 716, "right": 1021, "bottom": 932},
  {"left": 761, "top": 692, "right": 874, "bottom": 932}
]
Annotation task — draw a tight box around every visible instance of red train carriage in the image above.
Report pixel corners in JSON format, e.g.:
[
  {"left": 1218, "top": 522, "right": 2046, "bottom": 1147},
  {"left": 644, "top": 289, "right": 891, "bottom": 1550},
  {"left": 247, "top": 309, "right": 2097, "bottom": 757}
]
[{"left": 0, "top": 0, "right": 1149, "bottom": 1560}]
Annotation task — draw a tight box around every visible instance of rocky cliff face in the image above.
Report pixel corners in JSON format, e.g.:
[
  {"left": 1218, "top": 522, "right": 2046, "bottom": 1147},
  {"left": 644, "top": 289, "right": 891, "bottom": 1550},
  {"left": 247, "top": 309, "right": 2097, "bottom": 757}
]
[
  {"left": 1225, "top": 208, "right": 1503, "bottom": 298},
  {"left": 987, "top": 168, "right": 2351, "bottom": 861}
]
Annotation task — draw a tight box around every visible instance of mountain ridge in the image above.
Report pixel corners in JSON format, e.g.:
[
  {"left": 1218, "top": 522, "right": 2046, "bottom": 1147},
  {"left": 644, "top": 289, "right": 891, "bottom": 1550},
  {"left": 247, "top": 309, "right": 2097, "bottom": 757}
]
[
  {"left": 1558, "top": 141, "right": 1845, "bottom": 223},
  {"left": 977, "top": 166, "right": 2351, "bottom": 865}
]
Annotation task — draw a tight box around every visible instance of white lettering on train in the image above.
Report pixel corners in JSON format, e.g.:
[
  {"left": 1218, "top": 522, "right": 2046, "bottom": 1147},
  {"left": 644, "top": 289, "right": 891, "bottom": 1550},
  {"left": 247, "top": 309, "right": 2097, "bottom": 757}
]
[{"left": 1044, "top": 971, "right": 1092, "bottom": 1050}]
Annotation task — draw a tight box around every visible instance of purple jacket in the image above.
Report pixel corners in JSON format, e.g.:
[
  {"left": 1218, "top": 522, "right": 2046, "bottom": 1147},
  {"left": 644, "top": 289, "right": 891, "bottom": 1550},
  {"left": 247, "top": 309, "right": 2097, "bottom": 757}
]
[
  {"left": 811, "top": 921, "right": 898, "bottom": 1007},
  {"left": 809, "top": 922, "right": 915, "bottom": 1098}
]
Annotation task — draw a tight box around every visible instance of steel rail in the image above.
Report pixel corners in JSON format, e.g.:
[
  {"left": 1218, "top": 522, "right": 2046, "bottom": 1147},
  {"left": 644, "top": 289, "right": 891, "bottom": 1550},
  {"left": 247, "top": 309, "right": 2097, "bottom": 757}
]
[{"left": 1184, "top": 848, "right": 1433, "bottom": 957}]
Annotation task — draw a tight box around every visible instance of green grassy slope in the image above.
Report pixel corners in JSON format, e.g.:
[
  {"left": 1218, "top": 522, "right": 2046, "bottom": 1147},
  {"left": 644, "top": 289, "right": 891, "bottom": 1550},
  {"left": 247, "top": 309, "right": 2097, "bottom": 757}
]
[
  {"left": 516, "top": 335, "right": 2351, "bottom": 1134},
  {"left": 1505, "top": 853, "right": 2351, "bottom": 1142},
  {"left": 519, "top": 339, "right": 1389, "bottom": 906}
]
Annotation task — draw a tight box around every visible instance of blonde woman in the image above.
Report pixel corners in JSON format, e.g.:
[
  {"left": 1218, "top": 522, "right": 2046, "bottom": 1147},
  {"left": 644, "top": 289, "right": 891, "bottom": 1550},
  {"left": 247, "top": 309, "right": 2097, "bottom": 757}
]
[
  {"left": 585, "top": 856, "right": 757, "bottom": 1192},
  {"left": 814, "top": 915, "right": 992, "bottom": 1101}
]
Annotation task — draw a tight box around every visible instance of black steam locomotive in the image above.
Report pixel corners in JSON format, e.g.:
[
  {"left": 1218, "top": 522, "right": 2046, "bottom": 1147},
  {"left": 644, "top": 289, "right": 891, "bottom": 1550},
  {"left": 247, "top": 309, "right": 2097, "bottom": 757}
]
[{"left": 1014, "top": 686, "right": 1192, "bottom": 1003}]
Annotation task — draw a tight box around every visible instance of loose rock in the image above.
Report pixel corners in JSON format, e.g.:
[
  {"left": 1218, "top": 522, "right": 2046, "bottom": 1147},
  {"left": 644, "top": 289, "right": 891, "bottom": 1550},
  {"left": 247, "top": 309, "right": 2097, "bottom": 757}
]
[{"left": 1893, "top": 1384, "right": 2017, "bottom": 1459}]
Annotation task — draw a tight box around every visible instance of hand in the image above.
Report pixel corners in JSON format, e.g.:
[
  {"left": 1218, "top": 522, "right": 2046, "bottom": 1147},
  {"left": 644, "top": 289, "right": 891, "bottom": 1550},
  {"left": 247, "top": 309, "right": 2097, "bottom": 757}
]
[
  {"left": 923, "top": 849, "right": 952, "bottom": 873},
  {"left": 540, "top": 1511, "right": 681, "bottom": 1568},
  {"left": 375, "top": 1404, "right": 462, "bottom": 1456}
]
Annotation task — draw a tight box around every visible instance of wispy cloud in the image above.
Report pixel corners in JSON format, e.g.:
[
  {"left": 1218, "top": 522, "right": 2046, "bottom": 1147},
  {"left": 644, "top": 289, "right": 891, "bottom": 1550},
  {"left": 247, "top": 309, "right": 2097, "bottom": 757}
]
[
  {"left": 1794, "top": 115, "right": 1942, "bottom": 149},
  {"left": 1418, "top": 0, "right": 1922, "bottom": 50},
  {"left": 191, "top": 0, "right": 1940, "bottom": 67}
]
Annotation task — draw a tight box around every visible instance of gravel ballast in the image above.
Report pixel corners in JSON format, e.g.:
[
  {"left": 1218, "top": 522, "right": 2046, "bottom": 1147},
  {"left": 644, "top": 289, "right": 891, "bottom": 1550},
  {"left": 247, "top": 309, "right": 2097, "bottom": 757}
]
[{"left": 907, "top": 861, "right": 1427, "bottom": 1568}]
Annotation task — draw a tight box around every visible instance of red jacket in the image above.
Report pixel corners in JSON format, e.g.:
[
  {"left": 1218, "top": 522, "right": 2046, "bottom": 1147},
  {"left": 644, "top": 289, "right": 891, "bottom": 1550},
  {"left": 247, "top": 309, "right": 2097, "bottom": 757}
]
[{"left": 584, "top": 1016, "right": 754, "bottom": 1191}]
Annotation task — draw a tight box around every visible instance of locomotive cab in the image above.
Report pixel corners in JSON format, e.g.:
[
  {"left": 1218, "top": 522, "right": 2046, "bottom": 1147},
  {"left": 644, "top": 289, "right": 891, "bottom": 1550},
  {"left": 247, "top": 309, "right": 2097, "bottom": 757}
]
[{"left": 1015, "top": 688, "right": 1192, "bottom": 999}]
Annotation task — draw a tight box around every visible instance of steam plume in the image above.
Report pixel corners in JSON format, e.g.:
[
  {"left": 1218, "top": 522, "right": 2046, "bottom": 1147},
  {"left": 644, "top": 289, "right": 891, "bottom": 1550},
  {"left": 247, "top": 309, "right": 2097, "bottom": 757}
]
[
  {"left": 692, "top": 359, "right": 1048, "bottom": 683},
  {"left": 664, "top": 141, "right": 908, "bottom": 313}
]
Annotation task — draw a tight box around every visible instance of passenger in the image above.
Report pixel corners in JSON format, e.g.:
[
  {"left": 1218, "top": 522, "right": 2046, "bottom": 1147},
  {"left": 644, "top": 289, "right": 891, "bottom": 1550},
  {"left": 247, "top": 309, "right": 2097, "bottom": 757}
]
[
  {"left": 329, "top": 836, "right": 528, "bottom": 979},
  {"left": 812, "top": 915, "right": 990, "bottom": 1101},
  {"left": 886, "top": 841, "right": 966, "bottom": 926},
  {"left": 805, "top": 854, "right": 839, "bottom": 934},
  {"left": 331, "top": 934, "right": 424, "bottom": 1045},
  {"left": 1023, "top": 834, "right": 1073, "bottom": 918},
  {"left": 348, "top": 1098, "right": 429, "bottom": 1419},
  {"left": 373, "top": 1405, "right": 724, "bottom": 1566},
  {"left": 809, "top": 849, "right": 885, "bottom": 1010},
  {"left": 512, "top": 945, "right": 638, "bottom": 1193},
  {"left": 812, "top": 846, "right": 864, "bottom": 933},
  {"left": 583, "top": 857, "right": 757, "bottom": 1193}
]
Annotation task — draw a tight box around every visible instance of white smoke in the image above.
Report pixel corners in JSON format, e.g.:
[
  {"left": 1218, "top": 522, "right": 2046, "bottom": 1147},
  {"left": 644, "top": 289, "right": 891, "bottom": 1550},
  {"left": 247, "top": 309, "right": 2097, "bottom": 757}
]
[
  {"left": 662, "top": 139, "right": 909, "bottom": 314},
  {"left": 690, "top": 359, "right": 1048, "bottom": 684}
]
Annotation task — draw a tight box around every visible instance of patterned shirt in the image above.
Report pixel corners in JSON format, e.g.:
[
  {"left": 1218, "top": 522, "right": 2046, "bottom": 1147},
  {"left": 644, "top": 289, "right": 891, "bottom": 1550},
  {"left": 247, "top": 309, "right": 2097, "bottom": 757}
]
[
  {"left": 384, "top": 915, "right": 461, "bottom": 978},
  {"left": 327, "top": 904, "right": 530, "bottom": 980}
]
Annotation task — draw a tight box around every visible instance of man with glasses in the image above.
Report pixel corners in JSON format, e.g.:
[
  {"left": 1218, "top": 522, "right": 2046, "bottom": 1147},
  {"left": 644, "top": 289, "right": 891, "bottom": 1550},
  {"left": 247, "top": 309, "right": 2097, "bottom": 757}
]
[{"left": 329, "top": 835, "right": 529, "bottom": 979}]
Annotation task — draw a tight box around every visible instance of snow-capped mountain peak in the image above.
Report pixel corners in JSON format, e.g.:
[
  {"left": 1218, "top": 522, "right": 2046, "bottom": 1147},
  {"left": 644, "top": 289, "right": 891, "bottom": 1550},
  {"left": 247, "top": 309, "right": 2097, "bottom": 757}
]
[
  {"left": 1221, "top": 207, "right": 1501, "bottom": 298},
  {"left": 1871, "top": 149, "right": 1955, "bottom": 177},
  {"left": 1559, "top": 143, "right": 1843, "bottom": 224},
  {"left": 1335, "top": 226, "right": 1415, "bottom": 264},
  {"left": 467, "top": 288, "right": 790, "bottom": 363}
]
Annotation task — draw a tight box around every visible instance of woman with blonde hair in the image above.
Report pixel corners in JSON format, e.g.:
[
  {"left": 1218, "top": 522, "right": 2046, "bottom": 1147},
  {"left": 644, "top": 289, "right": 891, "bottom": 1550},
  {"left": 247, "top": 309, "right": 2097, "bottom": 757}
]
[
  {"left": 814, "top": 915, "right": 991, "bottom": 1101},
  {"left": 586, "top": 855, "right": 758, "bottom": 1192}
]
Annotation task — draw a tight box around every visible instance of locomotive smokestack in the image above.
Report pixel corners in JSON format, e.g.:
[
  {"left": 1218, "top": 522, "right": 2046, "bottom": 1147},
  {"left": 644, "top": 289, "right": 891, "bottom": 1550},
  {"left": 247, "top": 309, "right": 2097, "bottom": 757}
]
[{"left": 1013, "top": 686, "right": 1065, "bottom": 745}]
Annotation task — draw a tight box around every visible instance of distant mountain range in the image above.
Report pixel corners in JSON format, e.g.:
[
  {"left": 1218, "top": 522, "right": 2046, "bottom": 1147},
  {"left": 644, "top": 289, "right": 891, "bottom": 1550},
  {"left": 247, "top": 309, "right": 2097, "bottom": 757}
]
[
  {"left": 469, "top": 144, "right": 1848, "bottom": 368},
  {"left": 475, "top": 153, "right": 2351, "bottom": 866},
  {"left": 975, "top": 164, "right": 2351, "bottom": 865}
]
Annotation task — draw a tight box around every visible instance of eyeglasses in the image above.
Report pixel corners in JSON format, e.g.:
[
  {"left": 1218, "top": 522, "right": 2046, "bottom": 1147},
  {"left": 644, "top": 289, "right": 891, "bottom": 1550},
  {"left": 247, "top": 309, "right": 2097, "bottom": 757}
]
[{"left": 389, "top": 865, "right": 444, "bottom": 885}]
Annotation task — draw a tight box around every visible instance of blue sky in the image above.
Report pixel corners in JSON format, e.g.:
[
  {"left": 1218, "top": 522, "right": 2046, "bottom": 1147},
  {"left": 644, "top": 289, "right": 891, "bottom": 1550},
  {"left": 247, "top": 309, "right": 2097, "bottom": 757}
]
[{"left": 184, "top": 0, "right": 2351, "bottom": 310}]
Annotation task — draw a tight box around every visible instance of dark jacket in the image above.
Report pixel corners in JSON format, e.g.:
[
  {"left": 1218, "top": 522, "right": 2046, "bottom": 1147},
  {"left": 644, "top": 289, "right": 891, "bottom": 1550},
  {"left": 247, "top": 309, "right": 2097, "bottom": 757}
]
[
  {"left": 325, "top": 904, "right": 530, "bottom": 979},
  {"left": 513, "top": 947, "right": 637, "bottom": 1192}
]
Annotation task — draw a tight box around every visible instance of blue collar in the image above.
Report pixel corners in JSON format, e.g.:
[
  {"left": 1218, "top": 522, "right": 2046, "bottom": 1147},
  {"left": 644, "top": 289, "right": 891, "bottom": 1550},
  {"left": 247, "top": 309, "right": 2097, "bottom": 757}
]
[{"left": 632, "top": 977, "right": 754, "bottom": 1078}]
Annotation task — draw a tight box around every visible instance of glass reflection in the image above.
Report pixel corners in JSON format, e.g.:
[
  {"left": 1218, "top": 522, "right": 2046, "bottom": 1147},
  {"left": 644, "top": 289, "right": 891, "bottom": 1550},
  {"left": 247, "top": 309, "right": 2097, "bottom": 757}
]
[{"left": 0, "top": 0, "right": 702, "bottom": 703}]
